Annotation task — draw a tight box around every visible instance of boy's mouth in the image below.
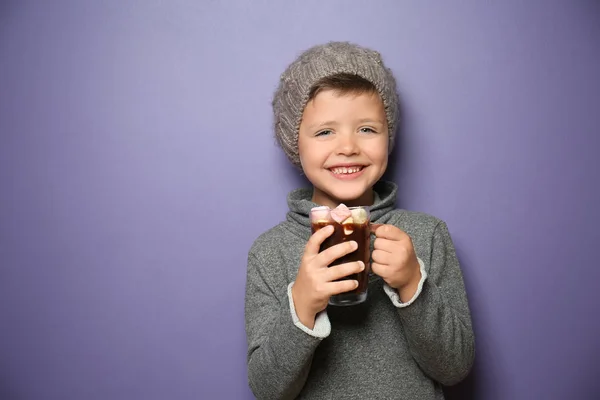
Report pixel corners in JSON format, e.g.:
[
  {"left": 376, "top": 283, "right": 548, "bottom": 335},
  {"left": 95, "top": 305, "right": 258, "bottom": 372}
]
[{"left": 328, "top": 165, "right": 366, "bottom": 175}]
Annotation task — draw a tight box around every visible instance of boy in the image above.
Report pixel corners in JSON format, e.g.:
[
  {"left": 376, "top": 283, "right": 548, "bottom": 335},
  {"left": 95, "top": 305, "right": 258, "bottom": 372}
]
[{"left": 245, "top": 41, "right": 474, "bottom": 399}]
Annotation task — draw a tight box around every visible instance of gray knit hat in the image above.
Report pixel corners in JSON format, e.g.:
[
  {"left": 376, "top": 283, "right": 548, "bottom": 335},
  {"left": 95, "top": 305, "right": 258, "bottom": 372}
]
[{"left": 273, "top": 41, "right": 400, "bottom": 168}]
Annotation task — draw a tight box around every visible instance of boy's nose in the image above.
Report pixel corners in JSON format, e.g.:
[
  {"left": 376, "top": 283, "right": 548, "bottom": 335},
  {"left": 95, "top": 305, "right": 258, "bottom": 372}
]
[{"left": 335, "top": 134, "right": 360, "bottom": 156}]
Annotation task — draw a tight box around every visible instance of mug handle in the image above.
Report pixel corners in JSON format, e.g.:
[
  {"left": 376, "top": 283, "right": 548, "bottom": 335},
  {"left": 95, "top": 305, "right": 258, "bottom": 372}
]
[{"left": 369, "top": 223, "right": 383, "bottom": 234}]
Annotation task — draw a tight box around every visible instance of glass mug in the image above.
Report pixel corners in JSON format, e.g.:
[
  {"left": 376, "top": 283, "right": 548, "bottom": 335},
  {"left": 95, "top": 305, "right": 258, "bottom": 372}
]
[{"left": 310, "top": 206, "right": 371, "bottom": 306}]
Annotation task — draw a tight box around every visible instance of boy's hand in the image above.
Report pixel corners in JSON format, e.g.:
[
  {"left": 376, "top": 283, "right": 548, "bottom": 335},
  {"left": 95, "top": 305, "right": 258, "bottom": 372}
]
[
  {"left": 292, "top": 225, "right": 365, "bottom": 329},
  {"left": 371, "top": 224, "right": 421, "bottom": 302}
]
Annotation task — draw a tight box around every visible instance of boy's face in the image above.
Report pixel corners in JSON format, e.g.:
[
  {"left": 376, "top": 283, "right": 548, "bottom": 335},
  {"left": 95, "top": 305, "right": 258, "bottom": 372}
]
[{"left": 298, "top": 89, "right": 389, "bottom": 208}]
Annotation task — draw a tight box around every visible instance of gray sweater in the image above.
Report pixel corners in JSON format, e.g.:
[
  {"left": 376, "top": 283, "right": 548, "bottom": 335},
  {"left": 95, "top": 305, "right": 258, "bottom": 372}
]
[{"left": 245, "top": 181, "right": 474, "bottom": 399}]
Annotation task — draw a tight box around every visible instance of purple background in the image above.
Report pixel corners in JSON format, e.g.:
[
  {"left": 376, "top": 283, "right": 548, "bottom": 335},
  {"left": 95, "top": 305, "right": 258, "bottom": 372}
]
[{"left": 1, "top": 1, "right": 599, "bottom": 399}]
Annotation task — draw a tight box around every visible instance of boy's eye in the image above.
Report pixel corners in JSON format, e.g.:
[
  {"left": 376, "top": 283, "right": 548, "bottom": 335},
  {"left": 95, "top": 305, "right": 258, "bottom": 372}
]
[
  {"left": 360, "top": 127, "right": 376, "bottom": 133},
  {"left": 316, "top": 130, "right": 333, "bottom": 137}
]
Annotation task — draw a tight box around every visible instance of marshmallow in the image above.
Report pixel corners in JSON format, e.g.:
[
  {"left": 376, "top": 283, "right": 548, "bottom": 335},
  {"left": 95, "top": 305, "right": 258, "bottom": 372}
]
[
  {"left": 331, "top": 204, "right": 352, "bottom": 224},
  {"left": 351, "top": 208, "right": 369, "bottom": 224},
  {"left": 310, "top": 206, "right": 331, "bottom": 222}
]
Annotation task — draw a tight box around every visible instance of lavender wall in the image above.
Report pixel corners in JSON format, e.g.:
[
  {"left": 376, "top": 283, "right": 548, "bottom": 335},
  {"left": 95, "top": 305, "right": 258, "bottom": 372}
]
[{"left": 1, "top": 1, "right": 599, "bottom": 399}]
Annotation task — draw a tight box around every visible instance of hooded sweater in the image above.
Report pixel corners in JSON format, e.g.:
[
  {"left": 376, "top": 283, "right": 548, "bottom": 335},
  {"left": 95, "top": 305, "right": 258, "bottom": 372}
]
[{"left": 245, "top": 181, "right": 474, "bottom": 399}]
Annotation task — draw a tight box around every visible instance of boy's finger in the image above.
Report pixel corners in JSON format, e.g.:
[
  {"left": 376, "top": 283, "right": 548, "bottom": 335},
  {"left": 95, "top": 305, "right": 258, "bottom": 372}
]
[
  {"left": 306, "top": 225, "right": 334, "bottom": 255},
  {"left": 370, "top": 262, "right": 389, "bottom": 279},
  {"left": 327, "top": 280, "right": 359, "bottom": 296},
  {"left": 372, "top": 249, "right": 393, "bottom": 265},
  {"left": 373, "top": 237, "right": 397, "bottom": 252},
  {"left": 325, "top": 261, "right": 365, "bottom": 282},
  {"left": 373, "top": 224, "right": 406, "bottom": 241},
  {"left": 370, "top": 223, "right": 383, "bottom": 233},
  {"left": 318, "top": 240, "right": 358, "bottom": 266}
]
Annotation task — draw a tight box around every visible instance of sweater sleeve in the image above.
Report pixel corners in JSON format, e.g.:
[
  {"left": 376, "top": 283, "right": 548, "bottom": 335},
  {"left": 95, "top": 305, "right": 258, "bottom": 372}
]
[
  {"left": 244, "top": 252, "right": 326, "bottom": 399},
  {"left": 287, "top": 282, "right": 331, "bottom": 338},
  {"left": 396, "top": 221, "right": 475, "bottom": 386},
  {"left": 383, "top": 257, "right": 428, "bottom": 307}
]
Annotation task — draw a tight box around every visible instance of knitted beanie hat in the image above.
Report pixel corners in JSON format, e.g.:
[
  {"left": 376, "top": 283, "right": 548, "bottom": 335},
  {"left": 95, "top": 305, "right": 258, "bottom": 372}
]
[{"left": 273, "top": 41, "right": 400, "bottom": 168}]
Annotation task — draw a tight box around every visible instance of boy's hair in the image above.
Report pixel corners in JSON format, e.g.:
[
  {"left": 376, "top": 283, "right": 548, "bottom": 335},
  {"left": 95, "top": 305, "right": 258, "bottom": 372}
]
[
  {"left": 273, "top": 41, "right": 400, "bottom": 169},
  {"left": 308, "top": 73, "right": 378, "bottom": 102}
]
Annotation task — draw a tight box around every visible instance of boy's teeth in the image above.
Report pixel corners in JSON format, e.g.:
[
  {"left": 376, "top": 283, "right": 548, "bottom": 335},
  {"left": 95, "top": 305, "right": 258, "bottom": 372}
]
[{"left": 332, "top": 166, "right": 362, "bottom": 174}]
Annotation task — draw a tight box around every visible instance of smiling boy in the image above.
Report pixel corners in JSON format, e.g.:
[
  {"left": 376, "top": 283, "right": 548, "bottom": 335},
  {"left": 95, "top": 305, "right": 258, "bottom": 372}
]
[{"left": 245, "top": 42, "right": 474, "bottom": 399}]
